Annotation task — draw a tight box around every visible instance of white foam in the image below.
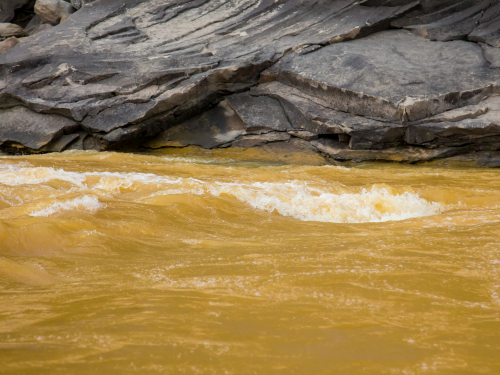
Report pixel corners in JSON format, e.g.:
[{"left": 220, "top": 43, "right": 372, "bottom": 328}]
[
  {"left": 204, "top": 182, "right": 441, "bottom": 223},
  {"left": 0, "top": 167, "right": 181, "bottom": 189},
  {"left": 0, "top": 167, "right": 87, "bottom": 187},
  {"left": 147, "top": 180, "right": 442, "bottom": 223},
  {"left": 29, "top": 196, "right": 105, "bottom": 217}
]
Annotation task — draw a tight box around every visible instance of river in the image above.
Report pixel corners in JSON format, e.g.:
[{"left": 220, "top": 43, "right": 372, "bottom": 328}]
[{"left": 0, "top": 148, "right": 499, "bottom": 374}]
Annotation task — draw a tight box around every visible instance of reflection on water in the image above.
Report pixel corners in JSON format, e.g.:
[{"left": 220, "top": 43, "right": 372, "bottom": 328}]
[{"left": 0, "top": 148, "right": 499, "bottom": 374}]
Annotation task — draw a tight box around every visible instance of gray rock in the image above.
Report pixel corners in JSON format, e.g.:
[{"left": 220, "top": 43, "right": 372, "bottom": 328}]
[
  {"left": 288, "top": 130, "right": 318, "bottom": 141},
  {"left": 43, "top": 133, "right": 79, "bottom": 152},
  {"left": 0, "top": 0, "right": 419, "bottom": 152},
  {"left": 411, "top": 103, "right": 489, "bottom": 124},
  {"left": 0, "top": 0, "right": 30, "bottom": 23},
  {"left": 1, "top": 0, "right": 500, "bottom": 166},
  {"left": 226, "top": 93, "right": 291, "bottom": 134},
  {"left": 262, "top": 30, "right": 499, "bottom": 122},
  {"left": 406, "top": 95, "right": 500, "bottom": 149},
  {"left": 403, "top": 0, "right": 490, "bottom": 42},
  {"left": 0, "top": 23, "right": 28, "bottom": 38},
  {"left": 145, "top": 101, "right": 245, "bottom": 149},
  {"left": 34, "top": 0, "right": 75, "bottom": 25},
  {"left": 231, "top": 132, "right": 291, "bottom": 148},
  {"left": 392, "top": 0, "right": 481, "bottom": 28},
  {"left": 253, "top": 81, "right": 407, "bottom": 150},
  {"left": 311, "top": 138, "right": 463, "bottom": 163},
  {"left": 469, "top": 2, "right": 500, "bottom": 47},
  {"left": 64, "top": 131, "right": 87, "bottom": 151},
  {"left": 480, "top": 43, "right": 500, "bottom": 68},
  {"left": 406, "top": 119, "right": 500, "bottom": 149},
  {"left": 0, "top": 106, "right": 79, "bottom": 152}
]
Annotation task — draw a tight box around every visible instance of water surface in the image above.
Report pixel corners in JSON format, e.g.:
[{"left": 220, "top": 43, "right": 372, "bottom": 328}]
[{"left": 0, "top": 148, "right": 499, "bottom": 374}]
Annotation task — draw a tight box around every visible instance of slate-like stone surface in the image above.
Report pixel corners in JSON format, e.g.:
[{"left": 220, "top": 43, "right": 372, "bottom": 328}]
[
  {"left": 0, "top": 0, "right": 418, "bottom": 152},
  {"left": 469, "top": 2, "right": 500, "bottom": 47},
  {"left": 480, "top": 42, "right": 500, "bottom": 68},
  {"left": 403, "top": 0, "right": 491, "bottom": 41},
  {"left": 262, "top": 30, "right": 500, "bottom": 122},
  {"left": 311, "top": 138, "right": 462, "bottom": 163},
  {"left": 0, "top": 106, "right": 78, "bottom": 151},
  {"left": 226, "top": 93, "right": 291, "bottom": 134},
  {"left": 145, "top": 100, "right": 245, "bottom": 149},
  {"left": 231, "top": 132, "right": 290, "bottom": 148},
  {"left": 253, "top": 81, "right": 408, "bottom": 150}
]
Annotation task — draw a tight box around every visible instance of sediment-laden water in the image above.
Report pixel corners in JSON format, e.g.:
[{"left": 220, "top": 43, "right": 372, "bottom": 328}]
[{"left": 0, "top": 148, "right": 499, "bottom": 374}]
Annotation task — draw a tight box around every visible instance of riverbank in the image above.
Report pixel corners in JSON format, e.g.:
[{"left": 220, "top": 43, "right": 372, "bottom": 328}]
[{"left": 1, "top": 0, "right": 500, "bottom": 166}]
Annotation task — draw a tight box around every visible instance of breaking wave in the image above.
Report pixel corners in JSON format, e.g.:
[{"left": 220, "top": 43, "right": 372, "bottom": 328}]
[
  {"left": 203, "top": 182, "right": 441, "bottom": 223},
  {"left": 0, "top": 166, "right": 441, "bottom": 223}
]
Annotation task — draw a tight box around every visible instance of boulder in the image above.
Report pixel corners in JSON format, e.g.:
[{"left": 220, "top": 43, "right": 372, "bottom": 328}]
[
  {"left": 251, "top": 81, "right": 407, "bottom": 150},
  {"left": 406, "top": 95, "right": 500, "bottom": 149},
  {"left": 0, "top": 37, "right": 19, "bottom": 55},
  {"left": 34, "top": 0, "right": 75, "bottom": 25},
  {"left": 0, "top": 23, "right": 28, "bottom": 38},
  {"left": 392, "top": 0, "right": 481, "bottom": 28},
  {"left": 0, "top": 0, "right": 420, "bottom": 153}
]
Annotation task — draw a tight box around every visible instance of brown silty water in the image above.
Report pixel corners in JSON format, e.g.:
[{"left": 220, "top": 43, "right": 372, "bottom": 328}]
[{"left": 0, "top": 147, "right": 499, "bottom": 374}]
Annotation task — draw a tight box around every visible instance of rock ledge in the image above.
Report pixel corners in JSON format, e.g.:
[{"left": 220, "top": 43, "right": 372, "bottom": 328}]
[{"left": 1, "top": 0, "right": 500, "bottom": 167}]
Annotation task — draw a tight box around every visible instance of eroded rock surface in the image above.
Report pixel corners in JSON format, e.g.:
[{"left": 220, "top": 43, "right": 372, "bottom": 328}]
[
  {"left": 262, "top": 30, "right": 499, "bottom": 122},
  {"left": 1, "top": 0, "right": 500, "bottom": 166}
]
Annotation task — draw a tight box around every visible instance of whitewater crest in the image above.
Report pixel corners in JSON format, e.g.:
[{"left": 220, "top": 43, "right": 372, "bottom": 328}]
[
  {"left": 205, "top": 183, "right": 442, "bottom": 223},
  {"left": 29, "top": 196, "right": 105, "bottom": 217},
  {"left": 0, "top": 165, "right": 441, "bottom": 223}
]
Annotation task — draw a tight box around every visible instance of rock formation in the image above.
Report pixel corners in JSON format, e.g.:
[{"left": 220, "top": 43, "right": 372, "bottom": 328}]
[{"left": 0, "top": 0, "right": 500, "bottom": 166}]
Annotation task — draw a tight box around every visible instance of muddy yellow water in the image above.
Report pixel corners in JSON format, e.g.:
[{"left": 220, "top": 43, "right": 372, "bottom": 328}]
[{"left": 0, "top": 148, "right": 499, "bottom": 374}]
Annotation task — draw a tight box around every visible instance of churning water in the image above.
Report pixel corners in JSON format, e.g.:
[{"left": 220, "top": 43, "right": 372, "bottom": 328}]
[{"left": 0, "top": 148, "right": 499, "bottom": 374}]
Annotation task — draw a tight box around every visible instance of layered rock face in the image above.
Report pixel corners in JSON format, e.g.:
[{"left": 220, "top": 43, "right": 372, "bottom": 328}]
[{"left": 0, "top": 0, "right": 500, "bottom": 166}]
